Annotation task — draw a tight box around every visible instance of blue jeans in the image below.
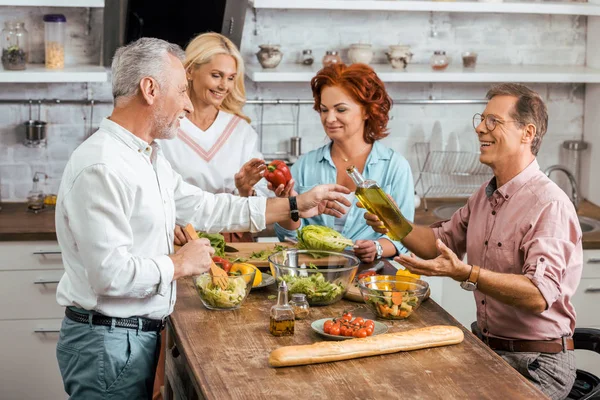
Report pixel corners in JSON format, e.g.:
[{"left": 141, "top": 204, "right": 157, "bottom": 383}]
[{"left": 56, "top": 310, "right": 161, "bottom": 400}]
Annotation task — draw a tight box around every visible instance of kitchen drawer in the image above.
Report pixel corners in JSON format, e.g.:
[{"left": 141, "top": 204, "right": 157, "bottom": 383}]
[
  {"left": 0, "top": 318, "right": 67, "bottom": 400},
  {"left": 0, "top": 270, "right": 65, "bottom": 320},
  {"left": 0, "top": 241, "right": 63, "bottom": 271},
  {"left": 582, "top": 250, "right": 600, "bottom": 279},
  {"left": 572, "top": 278, "right": 600, "bottom": 327}
]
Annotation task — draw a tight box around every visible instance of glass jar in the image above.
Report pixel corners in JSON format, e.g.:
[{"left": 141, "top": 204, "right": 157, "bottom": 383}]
[
  {"left": 1, "top": 21, "right": 28, "bottom": 71},
  {"left": 43, "top": 14, "right": 66, "bottom": 69},
  {"left": 302, "top": 49, "right": 314, "bottom": 66},
  {"left": 430, "top": 50, "right": 449, "bottom": 71},
  {"left": 462, "top": 51, "right": 478, "bottom": 68},
  {"left": 289, "top": 293, "right": 310, "bottom": 320},
  {"left": 322, "top": 50, "right": 342, "bottom": 68}
]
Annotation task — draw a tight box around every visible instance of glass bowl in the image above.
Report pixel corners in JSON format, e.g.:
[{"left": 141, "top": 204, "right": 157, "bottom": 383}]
[
  {"left": 193, "top": 269, "right": 256, "bottom": 310},
  {"left": 268, "top": 249, "right": 359, "bottom": 306},
  {"left": 358, "top": 275, "right": 429, "bottom": 319}
]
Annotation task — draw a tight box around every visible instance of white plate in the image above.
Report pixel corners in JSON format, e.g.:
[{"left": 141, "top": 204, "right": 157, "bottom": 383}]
[
  {"left": 310, "top": 318, "right": 389, "bottom": 341},
  {"left": 252, "top": 273, "right": 276, "bottom": 289}
]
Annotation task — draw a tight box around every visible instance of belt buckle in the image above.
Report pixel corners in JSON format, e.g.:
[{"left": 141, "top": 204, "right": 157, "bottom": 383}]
[
  {"left": 159, "top": 318, "right": 166, "bottom": 332},
  {"left": 561, "top": 336, "right": 567, "bottom": 353}
]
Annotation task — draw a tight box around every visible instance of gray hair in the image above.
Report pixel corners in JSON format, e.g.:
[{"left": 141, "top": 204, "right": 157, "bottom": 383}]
[{"left": 111, "top": 37, "right": 185, "bottom": 101}]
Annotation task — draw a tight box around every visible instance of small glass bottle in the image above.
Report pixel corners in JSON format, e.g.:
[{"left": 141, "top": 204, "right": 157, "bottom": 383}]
[
  {"left": 2, "top": 21, "right": 28, "bottom": 71},
  {"left": 269, "top": 281, "right": 295, "bottom": 336},
  {"left": 27, "top": 172, "right": 47, "bottom": 212},
  {"left": 322, "top": 50, "right": 342, "bottom": 68},
  {"left": 346, "top": 165, "right": 413, "bottom": 241},
  {"left": 301, "top": 49, "right": 314, "bottom": 66},
  {"left": 289, "top": 293, "right": 310, "bottom": 320},
  {"left": 430, "top": 50, "right": 449, "bottom": 71}
]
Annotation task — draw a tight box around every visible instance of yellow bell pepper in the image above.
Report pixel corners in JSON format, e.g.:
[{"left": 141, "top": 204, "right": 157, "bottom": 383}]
[
  {"left": 396, "top": 268, "right": 420, "bottom": 291},
  {"left": 230, "top": 262, "right": 262, "bottom": 287}
]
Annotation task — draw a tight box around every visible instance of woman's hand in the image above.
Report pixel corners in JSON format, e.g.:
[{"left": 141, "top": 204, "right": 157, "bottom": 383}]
[
  {"left": 353, "top": 240, "right": 377, "bottom": 263},
  {"left": 267, "top": 178, "right": 297, "bottom": 198},
  {"left": 174, "top": 225, "right": 188, "bottom": 246},
  {"left": 235, "top": 158, "right": 266, "bottom": 197}
]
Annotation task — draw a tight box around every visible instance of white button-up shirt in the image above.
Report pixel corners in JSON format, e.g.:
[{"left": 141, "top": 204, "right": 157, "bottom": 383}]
[{"left": 55, "top": 118, "right": 267, "bottom": 319}]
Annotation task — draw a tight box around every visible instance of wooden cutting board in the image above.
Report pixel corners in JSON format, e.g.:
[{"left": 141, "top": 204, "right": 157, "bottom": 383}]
[{"left": 223, "top": 242, "right": 291, "bottom": 267}]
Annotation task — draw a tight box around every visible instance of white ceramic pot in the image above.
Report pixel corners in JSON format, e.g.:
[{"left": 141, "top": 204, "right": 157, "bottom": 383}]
[
  {"left": 385, "top": 45, "right": 413, "bottom": 69},
  {"left": 256, "top": 45, "right": 283, "bottom": 69},
  {"left": 348, "top": 43, "right": 373, "bottom": 65}
]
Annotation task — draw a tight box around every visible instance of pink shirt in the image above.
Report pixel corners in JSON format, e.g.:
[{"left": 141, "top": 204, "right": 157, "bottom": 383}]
[{"left": 432, "top": 159, "right": 582, "bottom": 340}]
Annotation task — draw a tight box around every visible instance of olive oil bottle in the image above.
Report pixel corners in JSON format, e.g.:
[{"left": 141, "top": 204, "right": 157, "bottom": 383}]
[
  {"left": 346, "top": 165, "right": 413, "bottom": 241},
  {"left": 269, "top": 281, "right": 295, "bottom": 336}
]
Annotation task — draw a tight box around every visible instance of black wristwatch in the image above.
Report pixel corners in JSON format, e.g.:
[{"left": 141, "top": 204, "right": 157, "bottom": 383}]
[{"left": 289, "top": 196, "right": 299, "bottom": 222}]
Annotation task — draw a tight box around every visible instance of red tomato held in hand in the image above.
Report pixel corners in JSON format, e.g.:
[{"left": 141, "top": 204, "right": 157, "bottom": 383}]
[{"left": 264, "top": 160, "right": 292, "bottom": 188}]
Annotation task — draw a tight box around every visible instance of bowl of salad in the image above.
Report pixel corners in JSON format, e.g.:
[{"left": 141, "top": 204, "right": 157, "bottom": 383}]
[
  {"left": 268, "top": 249, "right": 359, "bottom": 306},
  {"left": 358, "top": 275, "right": 429, "bottom": 319},
  {"left": 193, "top": 268, "right": 256, "bottom": 310}
]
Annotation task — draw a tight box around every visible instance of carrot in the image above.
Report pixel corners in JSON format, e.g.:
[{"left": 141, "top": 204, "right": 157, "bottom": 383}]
[{"left": 391, "top": 292, "right": 404, "bottom": 306}]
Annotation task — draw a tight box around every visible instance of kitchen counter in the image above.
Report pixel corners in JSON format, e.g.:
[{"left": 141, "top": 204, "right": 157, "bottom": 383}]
[
  {"left": 2, "top": 198, "right": 600, "bottom": 248},
  {"left": 163, "top": 261, "right": 546, "bottom": 400}
]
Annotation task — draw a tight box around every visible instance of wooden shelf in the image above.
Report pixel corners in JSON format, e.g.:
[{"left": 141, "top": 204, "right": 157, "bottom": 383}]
[
  {"left": 0, "top": 65, "right": 108, "bottom": 83},
  {"left": 0, "top": 0, "right": 104, "bottom": 6},
  {"left": 250, "top": 0, "right": 600, "bottom": 16},
  {"left": 246, "top": 63, "right": 600, "bottom": 83}
]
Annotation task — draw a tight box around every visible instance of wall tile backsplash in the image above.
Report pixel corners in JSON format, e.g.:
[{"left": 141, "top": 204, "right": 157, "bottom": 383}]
[{"left": 0, "top": 4, "right": 587, "bottom": 201}]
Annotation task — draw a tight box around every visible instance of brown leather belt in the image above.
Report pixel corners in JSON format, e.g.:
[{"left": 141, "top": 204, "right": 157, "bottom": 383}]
[{"left": 485, "top": 336, "right": 574, "bottom": 353}]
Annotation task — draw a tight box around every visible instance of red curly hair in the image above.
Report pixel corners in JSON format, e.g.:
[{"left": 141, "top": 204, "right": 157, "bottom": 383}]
[{"left": 310, "top": 63, "right": 392, "bottom": 143}]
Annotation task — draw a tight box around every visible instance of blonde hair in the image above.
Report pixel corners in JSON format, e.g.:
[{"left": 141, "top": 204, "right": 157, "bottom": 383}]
[{"left": 184, "top": 32, "right": 250, "bottom": 123}]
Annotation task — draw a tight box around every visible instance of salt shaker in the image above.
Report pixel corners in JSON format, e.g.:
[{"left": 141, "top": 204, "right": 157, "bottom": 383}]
[
  {"left": 322, "top": 50, "right": 342, "bottom": 68},
  {"left": 301, "top": 49, "right": 314, "bottom": 66},
  {"left": 289, "top": 293, "right": 310, "bottom": 320},
  {"left": 430, "top": 51, "right": 449, "bottom": 71}
]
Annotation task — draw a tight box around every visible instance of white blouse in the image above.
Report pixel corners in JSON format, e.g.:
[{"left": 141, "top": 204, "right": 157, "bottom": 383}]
[{"left": 159, "top": 111, "right": 269, "bottom": 196}]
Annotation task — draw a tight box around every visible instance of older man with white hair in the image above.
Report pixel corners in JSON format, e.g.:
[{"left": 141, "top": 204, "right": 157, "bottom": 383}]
[{"left": 54, "top": 37, "right": 351, "bottom": 399}]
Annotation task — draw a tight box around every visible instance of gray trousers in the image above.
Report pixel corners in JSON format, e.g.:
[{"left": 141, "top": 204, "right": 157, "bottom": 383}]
[
  {"left": 56, "top": 313, "right": 161, "bottom": 400},
  {"left": 471, "top": 323, "right": 576, "bottom": 400}
]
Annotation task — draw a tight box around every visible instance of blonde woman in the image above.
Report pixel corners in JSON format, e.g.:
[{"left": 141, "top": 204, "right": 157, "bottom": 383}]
[{"left": 160, "top": 32, "right": 267, "bottom": 242}]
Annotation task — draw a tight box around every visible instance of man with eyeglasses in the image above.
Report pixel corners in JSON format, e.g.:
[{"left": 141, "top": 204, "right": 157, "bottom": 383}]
[{"left": 363, "top": 83, "right": 582, "bottom": 400}]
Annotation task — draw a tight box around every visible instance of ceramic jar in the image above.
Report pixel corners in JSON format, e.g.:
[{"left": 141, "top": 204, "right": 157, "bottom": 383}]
[
  {"left": 385, "top": 45, "right": 413, "bottom": 69},
  {"left": 322, "top": 50, "right": 342, "bottom": 67},
  {"left": 347, "top": 43, "right": 373, "bottom": 64},
  {"left": 256, "top": 45, "right": 283, "bottom": 69},
  {"left": 430, "top": 50, "right": 449, "bottom": 70}
]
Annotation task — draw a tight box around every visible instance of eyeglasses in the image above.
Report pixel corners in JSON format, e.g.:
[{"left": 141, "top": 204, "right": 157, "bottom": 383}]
[{"left": 472, "top": 113, "right": 519, "bottom": 132}]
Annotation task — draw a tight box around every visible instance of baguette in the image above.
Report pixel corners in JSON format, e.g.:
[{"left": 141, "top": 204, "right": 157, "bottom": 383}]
[{"left": 269, "top": 325, "right": 464, "bottom": 367}]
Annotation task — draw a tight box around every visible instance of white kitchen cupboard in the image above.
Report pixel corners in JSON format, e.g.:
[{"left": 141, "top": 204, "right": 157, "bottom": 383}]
[{"left": 0, "top": 241, "right": 67, "bottom": 400}]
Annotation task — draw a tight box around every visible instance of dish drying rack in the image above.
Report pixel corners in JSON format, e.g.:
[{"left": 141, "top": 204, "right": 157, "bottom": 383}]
[{"left": 414, "top": 142, "right": 493, "bottom": 210}]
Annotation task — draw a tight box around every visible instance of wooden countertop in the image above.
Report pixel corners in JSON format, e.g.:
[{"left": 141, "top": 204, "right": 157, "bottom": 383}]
[
  {"left": 2, "top": 198, "right": 600, "bottom": 249},
  {"left": 0, "top": 202, "right": 57, "bottom": 241},
  {"left": 167, "top": 264, "right": 546, "bottom": 400}
]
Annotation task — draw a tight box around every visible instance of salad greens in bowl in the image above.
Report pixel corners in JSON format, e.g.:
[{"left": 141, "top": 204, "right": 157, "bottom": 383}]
[
  {"left": 268, "top": 249, "right": 359, "bottom": 306},
  {"left": 193, "top": 270, "right": 255, "bottom": 310}
]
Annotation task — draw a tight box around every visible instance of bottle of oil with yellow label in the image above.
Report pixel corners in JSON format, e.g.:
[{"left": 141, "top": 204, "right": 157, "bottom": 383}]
[
  {"left": 269, "top": 281, "right": 295, "bottom": 336},
  {"left": 346, "top": 165, "right": 413, "bottom": 241}
]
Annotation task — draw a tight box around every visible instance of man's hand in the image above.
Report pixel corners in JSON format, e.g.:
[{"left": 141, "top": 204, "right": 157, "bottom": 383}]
[
  {"left": 174, "top": 225, "right": 187, "bottom": 246},
  {"left": 353, "top": 240, "right": 377, "bottom": 263},
  {"left": 169, "top": 233, "right": 215, "bottom": 280},
  {"left": 395, "top": 239, "right": 470, "bottom": 281},
  {"left": 234, "top": 158, "right": 266, "bottom": 197},
  {"left": 267, "top": 178, "right": 296, "bottom": 198},
  {"left": 296, "top": 184, "right": 352, "bottom": 218}
]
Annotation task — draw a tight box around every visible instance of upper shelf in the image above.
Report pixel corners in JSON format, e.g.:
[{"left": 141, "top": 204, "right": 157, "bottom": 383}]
[
  {"left": 0, "top": 65, "right": 108, "bottom": 83},
  {"left": 0, "top": 0, "right": 104, "bottom": 6},
  {"left": 249, "top": 0, "right": 600, "bottom": 16},
  {"left": 245, "top": 63, "right": 600, "bottom": 83}
]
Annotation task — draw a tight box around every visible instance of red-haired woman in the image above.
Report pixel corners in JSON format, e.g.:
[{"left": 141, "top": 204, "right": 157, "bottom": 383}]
[{"left": 272, "top": 63, "right": 415, "bottom": 262}]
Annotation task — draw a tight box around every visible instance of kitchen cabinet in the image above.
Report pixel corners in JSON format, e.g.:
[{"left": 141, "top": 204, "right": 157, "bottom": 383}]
[
  {"left": 0, "top": 241, "right": 67, "bottom": 400},
  {"left": 0, "top": 0, "right": 103, "bottom": 7}
]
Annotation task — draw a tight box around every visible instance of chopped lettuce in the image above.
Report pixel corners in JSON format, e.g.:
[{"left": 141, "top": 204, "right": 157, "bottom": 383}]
[
  {"left": 297, "top": 226, "right": 353, "bottom": 255},
  {"left": 279, "top": 272, "right": 344, "bottom": 304},
  {"left": 196, "top": 232, "right": 225, "bottom": 257},
  {"left": 195, "top": 275, "right": 247, "bottom": 308}
]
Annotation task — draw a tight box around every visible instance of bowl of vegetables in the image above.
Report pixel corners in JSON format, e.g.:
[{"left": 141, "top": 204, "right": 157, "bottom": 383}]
[
  {"left": 193, "top": 268, "right": 256, "bottom": 310},
  {"left": 358, "top": 275, "right": 429, "bottom": 319},
  {"left": 268, "top": 249, "right": 359, "bottom": 306}
]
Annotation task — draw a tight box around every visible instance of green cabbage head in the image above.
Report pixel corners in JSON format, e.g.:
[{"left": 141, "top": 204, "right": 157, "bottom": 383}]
[{"left": 297, "top": 225, "right": 353, "bottom": 253}]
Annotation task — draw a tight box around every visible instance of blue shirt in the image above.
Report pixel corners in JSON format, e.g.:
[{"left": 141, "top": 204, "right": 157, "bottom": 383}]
[{"left": 274, "top": 140, "right": 415, "bottom": 255}]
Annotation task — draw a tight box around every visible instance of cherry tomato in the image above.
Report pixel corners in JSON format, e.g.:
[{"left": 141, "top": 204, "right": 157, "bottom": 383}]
[
  {"left": 339, "top": 326, "right": 348, "bottom": 336},
  {"left": 356, "top": 328, "right": 368, "bottom": 338},
  {"left": 330, "top": 326, "right": 340, "bottom": 336},
  {"left": 366, "top": 326, "right": 374, "bottom": 336},
  {"left": 344, "top": 329, "right": 354, "bottom": 337},
  {"left": 364, "top": 320, "right": 375, "bottom": 328},
  {"left": 324, "top": 320, "right": 333, "bottom": 332},
  {"left": 342, "top": 312, "right": 352, "bottom": 321},
  {"left": 353, "top": 317, "right": 365, "bottom": 326}
]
